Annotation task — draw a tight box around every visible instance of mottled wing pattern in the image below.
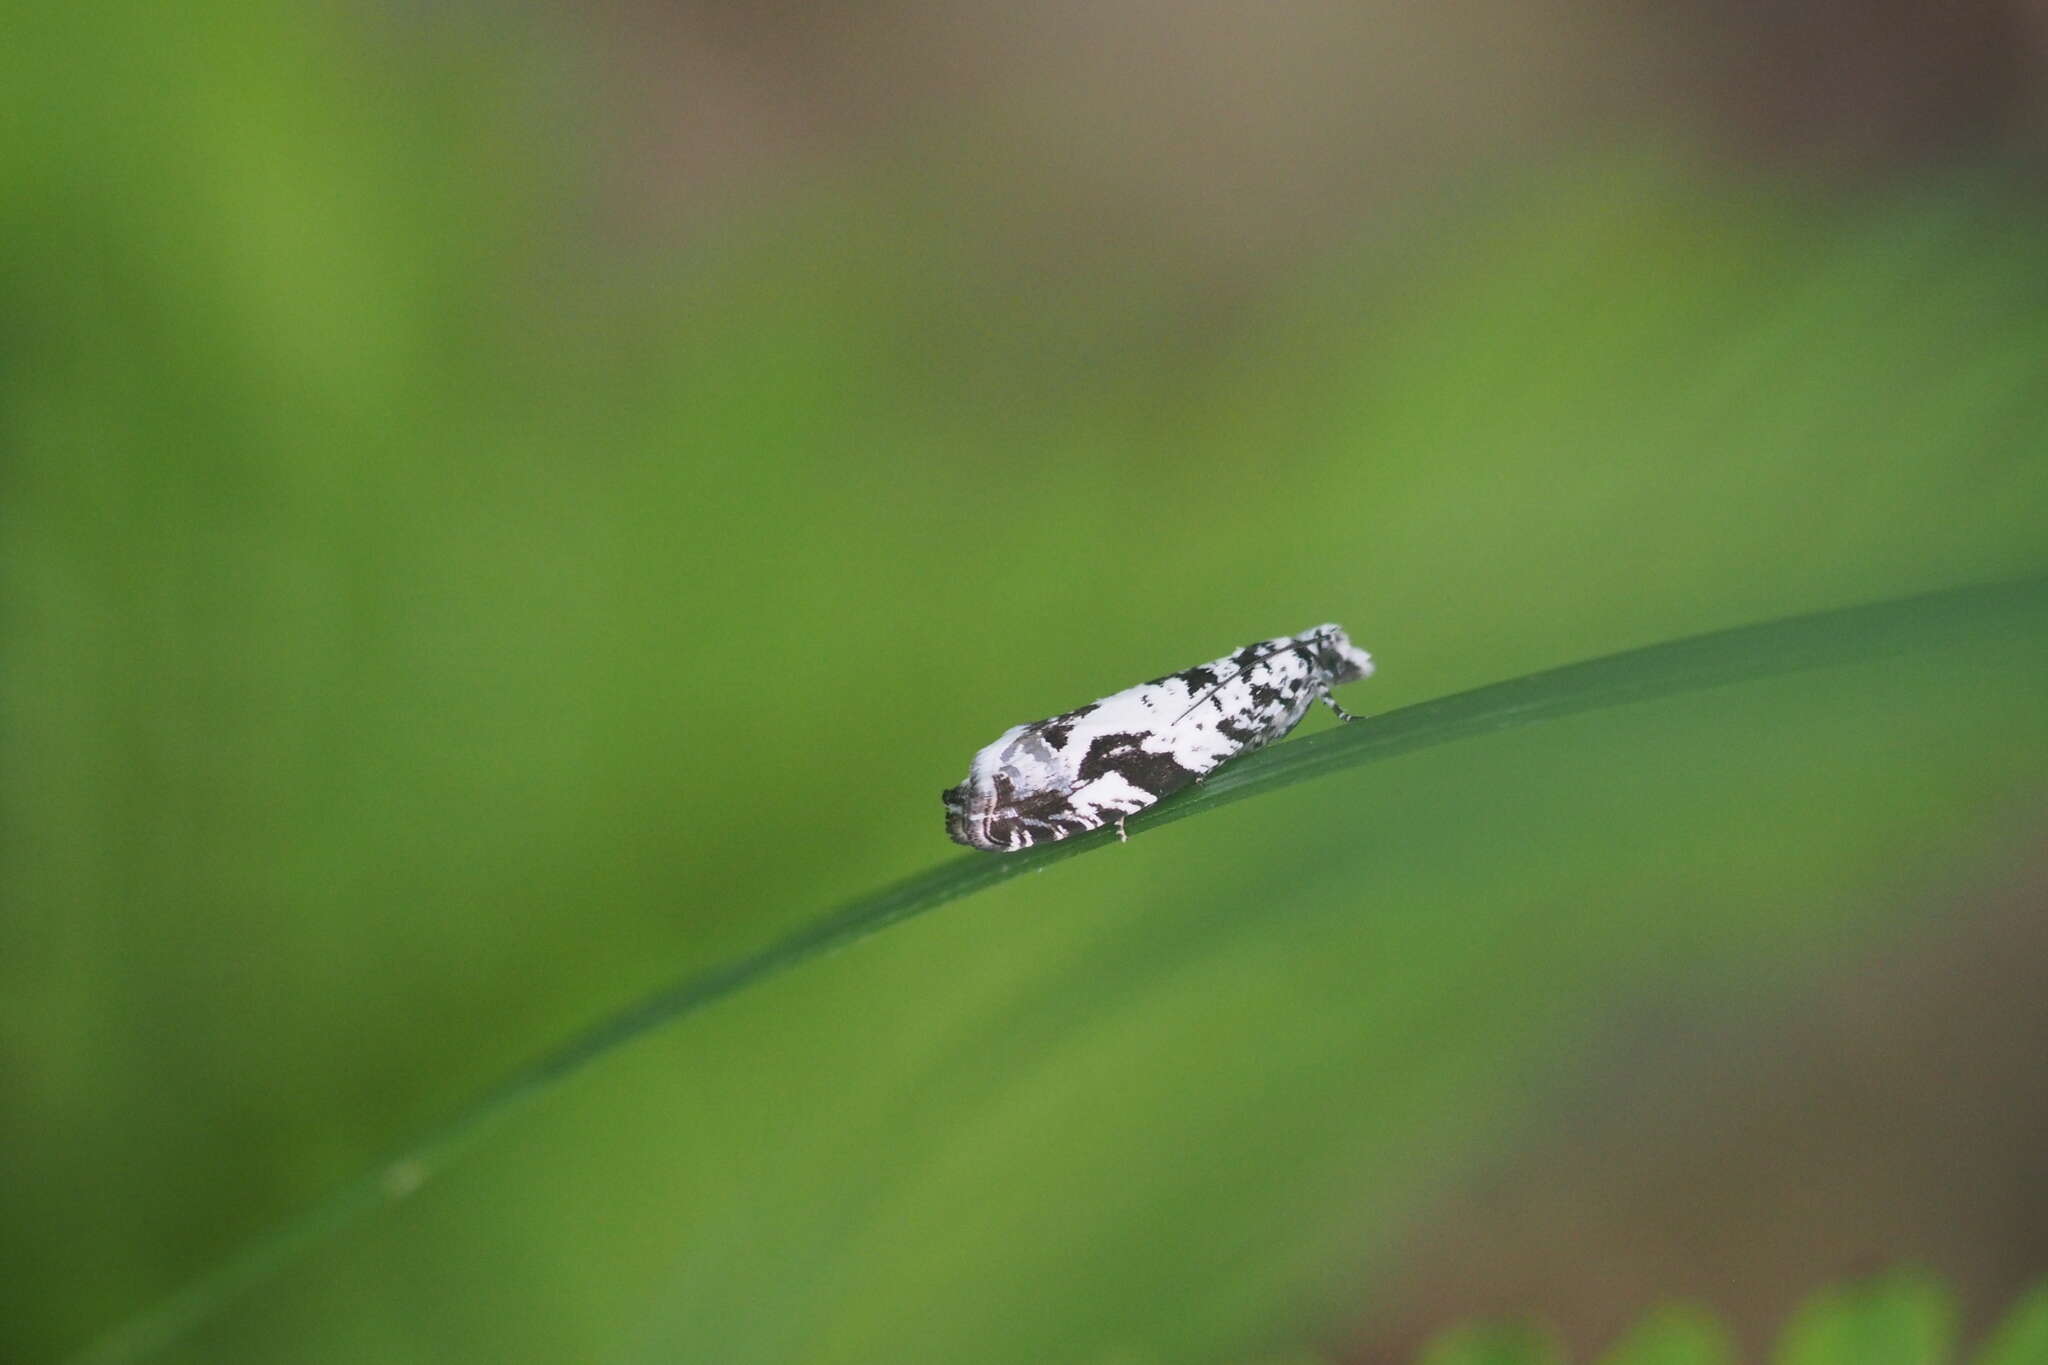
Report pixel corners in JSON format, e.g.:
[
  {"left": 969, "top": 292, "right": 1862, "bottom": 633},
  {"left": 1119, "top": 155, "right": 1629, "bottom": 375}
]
[{"left": 944, "top": 625, "right": 1373, "bottom": 852}]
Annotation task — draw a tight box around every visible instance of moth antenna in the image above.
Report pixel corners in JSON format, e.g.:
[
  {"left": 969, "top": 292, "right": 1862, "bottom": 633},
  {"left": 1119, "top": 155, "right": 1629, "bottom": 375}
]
[{"left": 1170, "top": 637, "right": 1293, "bottom": 723}]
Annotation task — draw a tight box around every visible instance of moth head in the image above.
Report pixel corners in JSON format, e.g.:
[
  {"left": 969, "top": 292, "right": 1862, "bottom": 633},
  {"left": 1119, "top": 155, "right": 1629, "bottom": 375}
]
[{"left": 1308, "top": 623, "right": 1374, "bottom": 684}]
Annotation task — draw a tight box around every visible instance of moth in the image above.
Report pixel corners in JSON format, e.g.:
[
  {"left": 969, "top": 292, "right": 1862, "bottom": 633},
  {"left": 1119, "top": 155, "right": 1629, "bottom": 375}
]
[{"left": 943, "top": 624, "right": 1374, "bottom": 852}]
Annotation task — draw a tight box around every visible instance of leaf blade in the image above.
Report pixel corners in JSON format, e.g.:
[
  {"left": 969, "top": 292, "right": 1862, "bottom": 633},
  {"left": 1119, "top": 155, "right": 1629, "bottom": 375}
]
[{"left": 68, "top": 574, "right": 2048, "bottom": 1365}]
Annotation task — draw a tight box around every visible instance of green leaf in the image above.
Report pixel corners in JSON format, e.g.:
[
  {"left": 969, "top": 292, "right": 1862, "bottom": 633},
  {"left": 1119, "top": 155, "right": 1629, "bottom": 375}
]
[
  {"left": 1411, "top": 1275, "right": 2048, "bottom": 1365},
  {"left": 1597, "top": 1304, "right": 1736, "bottom": 1365},
  {"left": 65, "top": 575, "right": 2048, "bottom": 1365},
  {"left": 1773, "top": 1270, "right": 1955, "bottom": 1365},
  {"left": 1418, "top": 1321, "right": 1566, "bottom": 1365},
  {"left": 1976, "top": 1284, "right": 2048, "bottom": 1365}
]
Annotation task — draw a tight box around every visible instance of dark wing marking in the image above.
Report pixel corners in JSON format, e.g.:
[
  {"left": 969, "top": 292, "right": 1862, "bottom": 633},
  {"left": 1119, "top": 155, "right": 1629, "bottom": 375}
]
[{"left": 1170, "top": 637, "right": 1305, "bottom": 724}]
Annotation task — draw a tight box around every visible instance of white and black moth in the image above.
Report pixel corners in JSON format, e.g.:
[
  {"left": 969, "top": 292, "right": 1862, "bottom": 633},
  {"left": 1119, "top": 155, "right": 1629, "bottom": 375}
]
[{"left": 943, "top": 624, "right": 1374, "bottom": 852}]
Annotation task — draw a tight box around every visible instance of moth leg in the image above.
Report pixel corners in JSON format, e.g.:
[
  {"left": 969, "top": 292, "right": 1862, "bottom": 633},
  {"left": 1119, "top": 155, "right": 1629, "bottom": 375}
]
[
  {"left": 1115, "top": 816, "right": 1128, "bottom": 843},
  {"left": 1318, "top": 689, "right": 1360, "bottom": 723},
  {"left": 1294, "top": 638, "right": 1361, "bottom": 722}
]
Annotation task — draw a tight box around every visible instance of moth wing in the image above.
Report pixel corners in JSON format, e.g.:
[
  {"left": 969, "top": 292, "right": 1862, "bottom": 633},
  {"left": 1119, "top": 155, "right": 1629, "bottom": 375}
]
[{"left": 992, "top": 724, "right": 1083, "bottom": 796}]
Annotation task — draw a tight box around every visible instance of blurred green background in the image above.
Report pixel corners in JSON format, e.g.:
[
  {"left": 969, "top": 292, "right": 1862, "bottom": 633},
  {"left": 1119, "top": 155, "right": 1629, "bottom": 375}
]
[{"left": 6, "top": 3, "right": 2048, "bottom": 1363}]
